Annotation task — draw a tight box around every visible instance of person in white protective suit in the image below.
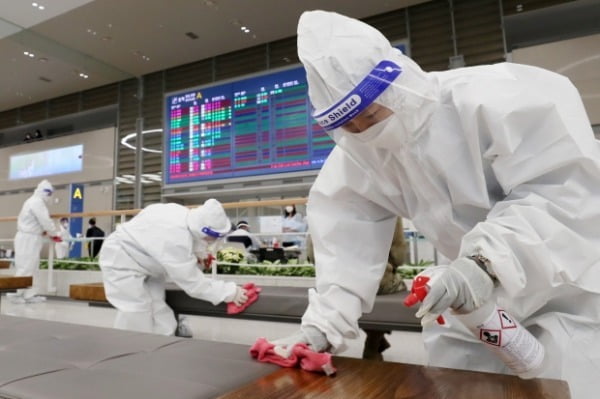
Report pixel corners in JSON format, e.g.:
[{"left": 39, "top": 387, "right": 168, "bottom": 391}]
[
  {"left": 99, "top": 199, "right": 249, "bottom": 335},
  {"left": 54, "top": 217, "right": 72, "bottom": 259},
  {"left": 271, "top": 11, "right": 600, "bottom": 399},
  {"left": 10, "top": 179, "right": 62, "bottom": 304}
]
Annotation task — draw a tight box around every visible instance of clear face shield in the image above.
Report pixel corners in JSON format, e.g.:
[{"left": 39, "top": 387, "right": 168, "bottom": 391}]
[
  {"left": 194, "top": 227, "right": 228, "bottom": 260},
  {"left": 42, "top": 188, "right": 53, "bottom": 204},
  {"left": 312, "top": 60, "right": 401, "bottom": 141}
]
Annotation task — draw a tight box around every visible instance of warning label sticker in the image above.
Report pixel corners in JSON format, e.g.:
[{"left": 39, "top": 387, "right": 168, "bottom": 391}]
[
  {"left": 498, "top": 309, "right": 517, "bottom": 329},
  {"left": 480, "top": 329, "right": 502, "bottom": 346}
]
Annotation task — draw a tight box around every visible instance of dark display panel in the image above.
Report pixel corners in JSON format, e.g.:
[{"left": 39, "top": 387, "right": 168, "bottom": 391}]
[{"left": 164, "top": 67, "right": 334, "bottom": 185}]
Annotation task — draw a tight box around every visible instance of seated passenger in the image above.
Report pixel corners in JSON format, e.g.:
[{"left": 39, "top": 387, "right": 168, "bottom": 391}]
[{"left": 228, "top": 220, "right": 261, "bottom": 249}]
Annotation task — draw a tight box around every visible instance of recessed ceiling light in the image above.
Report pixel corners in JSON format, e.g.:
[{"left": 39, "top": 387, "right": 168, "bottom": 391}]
[
  {"left": 38, "top": 5, "right": 44, "bottom": 10},
  {"left": 32, "top": 2, "right": 38, "bottom": 6},
  {"left": 79, "top": 72, "right": 89, "bottom": 79}
]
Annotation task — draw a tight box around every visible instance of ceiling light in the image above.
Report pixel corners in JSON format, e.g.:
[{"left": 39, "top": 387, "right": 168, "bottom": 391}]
[
  {"left": 38, "top": 5, "right": 44, "bottom": 10},
  {"left": 79, "top": 72, "right": 89, "bottom": 79},
  {"left": 241, "top": 26, "right": 246, "bottom": 30},
  {"left": 120, "top": 129, "right": 163, "bottom": 153},
  {"left": 23, "top": 51, "right": 29, "bottom": 55},
  {"left": 32, "top": 2, "right": 38, "bottom": 6}
]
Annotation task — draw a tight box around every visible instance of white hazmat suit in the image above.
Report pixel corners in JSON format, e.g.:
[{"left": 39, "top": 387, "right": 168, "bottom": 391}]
[
  {"left": 99, "top": 199, "right": 242, "bottom": 335},
  {"left": 296, "top": 11, "right": 600, "bottom": 399},
  {"left": 55, "top": 220, "right": 72, "bottom": 259},
  {"left": 12, "top": 180, "right": 57, "bottom": 301}
]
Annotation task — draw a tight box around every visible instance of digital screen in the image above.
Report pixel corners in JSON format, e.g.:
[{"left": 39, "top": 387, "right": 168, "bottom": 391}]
[
  {"left": 164, "top": 67, "right": 334, "bottom": 185},
  {"left": 9, "top": 144, "right": 83, "bottom": 180}
]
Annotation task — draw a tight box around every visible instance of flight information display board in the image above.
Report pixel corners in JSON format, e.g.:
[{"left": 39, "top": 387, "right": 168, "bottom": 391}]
[{"left": 164, "top": 67, "right": 334, "bottom": 185}]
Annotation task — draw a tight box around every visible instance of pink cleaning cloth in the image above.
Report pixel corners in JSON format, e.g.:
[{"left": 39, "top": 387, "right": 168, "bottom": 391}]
[
  {"left": 249, "top": 337, "right": 336, "bottom": 376},
  {"left": 227, "top": 282, "right": 261, "bottom": 314}
]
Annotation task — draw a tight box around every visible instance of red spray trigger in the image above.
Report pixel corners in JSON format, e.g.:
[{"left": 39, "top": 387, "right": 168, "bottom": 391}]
[{"left": 403, "top": 275, "right": 445, "bottom": 325}]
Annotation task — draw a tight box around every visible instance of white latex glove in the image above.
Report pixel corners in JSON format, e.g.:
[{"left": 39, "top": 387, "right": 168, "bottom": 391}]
[
  {"left": 272, "top": 326, "right": 329, "bottom": 358},
  {"left": 415, "top": 258, "right": 494, "bottom": 325},
  {"left": 229, "top": 286, "right": 248, "bottom": 307}
]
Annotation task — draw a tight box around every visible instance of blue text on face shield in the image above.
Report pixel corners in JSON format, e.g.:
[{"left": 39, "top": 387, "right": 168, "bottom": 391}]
[{"left": 313, "top": 60, "right": 402, "bottom": 131}]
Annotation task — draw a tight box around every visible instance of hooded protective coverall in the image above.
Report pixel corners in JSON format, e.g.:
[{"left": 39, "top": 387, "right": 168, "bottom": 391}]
[
  {"left": 99, "top": 199, "right": 238, "bottom": 335},
  {"left": 297, "top": 11, "right": 600, "bottom": 399},
  {"left": 13, "top": 180, "right": 57, "bottom": 298},
  {"left": 55, "top": 221, "right": 72, "bottom": 259}
]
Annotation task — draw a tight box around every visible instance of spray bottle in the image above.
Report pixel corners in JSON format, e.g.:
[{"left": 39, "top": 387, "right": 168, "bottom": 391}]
[{"left": 404, "top": 275, "right": 547, "bottom": 379}]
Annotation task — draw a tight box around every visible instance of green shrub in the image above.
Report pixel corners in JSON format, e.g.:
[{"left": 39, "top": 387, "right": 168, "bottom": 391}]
[
  {"left": 40, "top": 258, "right": 100, "bottom": 271},
  {"left": 40, "top": 255, "right": 316, "bottom": 277}
]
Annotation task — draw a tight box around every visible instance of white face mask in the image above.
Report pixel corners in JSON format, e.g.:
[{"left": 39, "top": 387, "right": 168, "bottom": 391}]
[
  {"left": 348, "top": 113, "right": 405, "bottom": 149},
  {"left": 285, "top": 206, "right": 294, "bottom": 213}
]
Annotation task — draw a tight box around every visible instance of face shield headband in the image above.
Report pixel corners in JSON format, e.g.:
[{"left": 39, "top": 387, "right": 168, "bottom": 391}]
[
  {"left": 201, "top": 226, "right": 227, "bottom": 239},
  {"left": 312, "top": 60, "right": 402, "bottom": 132}
]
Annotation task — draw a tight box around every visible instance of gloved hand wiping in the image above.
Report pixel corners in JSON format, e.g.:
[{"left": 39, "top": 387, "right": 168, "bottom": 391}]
[
  {"left": 229, "top": 286, "right": 249, "bottom": 307},
  {"left": 272, "top": 325, "right": 329, "bottom": 358},
  {"left": 412, "top": 258, "right": 494, "bottom": 325}
]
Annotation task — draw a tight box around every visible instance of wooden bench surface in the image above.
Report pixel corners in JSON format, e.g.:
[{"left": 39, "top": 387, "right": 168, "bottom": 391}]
[
  {"left": 69, "top": 282, "right": 106, "bottom": 302},
  {"left": 0, "top": 276, "right": 32, "bottom": 289},
  {"left": 0, "top": 260, "right": 11, "bottom": 269},
  {"left": 217, "top": 357, "right": 570, "bottom": 399}
]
